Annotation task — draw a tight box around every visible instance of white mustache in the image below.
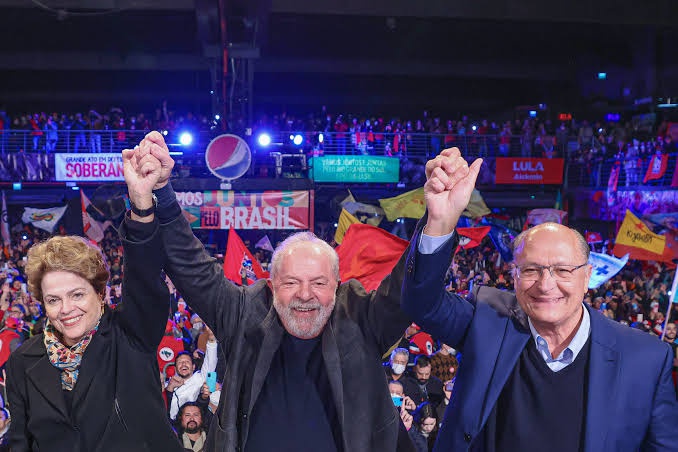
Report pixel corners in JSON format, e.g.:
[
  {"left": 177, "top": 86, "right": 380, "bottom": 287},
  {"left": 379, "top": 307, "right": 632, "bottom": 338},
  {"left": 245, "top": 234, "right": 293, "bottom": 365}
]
[{"left": 288, "top": 301, "right": 321, "bottom": 310}]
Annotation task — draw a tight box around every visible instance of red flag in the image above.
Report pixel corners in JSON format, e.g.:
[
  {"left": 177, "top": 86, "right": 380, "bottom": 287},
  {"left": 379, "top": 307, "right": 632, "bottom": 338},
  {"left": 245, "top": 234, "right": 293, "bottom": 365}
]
[
  {"left": 456, "top": 226, "right": 491, "bottom": 249},
  {"left": 585, "top": 231, "right": 603, "bottom": 244},
  {"left": 224, "top": 228, "right": 268, "bottom": 285},
  {"left": 81, "top": 191, "right": 110, "bottom": 243},
  {"left": 608, "top": 161, "right": 620, "bottom": 193},
  {"left": 336, "top": 223, "right": 409, "bottom": 292},
  {"left": 643, "top": 153, "right": 668, "bottom": 183}
]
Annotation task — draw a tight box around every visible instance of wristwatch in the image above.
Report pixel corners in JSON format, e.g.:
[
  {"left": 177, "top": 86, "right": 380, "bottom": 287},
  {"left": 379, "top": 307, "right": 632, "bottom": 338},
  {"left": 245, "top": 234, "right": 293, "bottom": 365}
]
[{"left": 130, "top": 193, "right": 158, "bottom": 218}]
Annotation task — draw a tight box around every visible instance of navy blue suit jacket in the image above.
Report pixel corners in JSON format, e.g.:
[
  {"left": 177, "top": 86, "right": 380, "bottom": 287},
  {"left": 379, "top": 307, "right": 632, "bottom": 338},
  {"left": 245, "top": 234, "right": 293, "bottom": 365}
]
[{"left": 402, "top": 229, "right": 678, "bottom": 451}]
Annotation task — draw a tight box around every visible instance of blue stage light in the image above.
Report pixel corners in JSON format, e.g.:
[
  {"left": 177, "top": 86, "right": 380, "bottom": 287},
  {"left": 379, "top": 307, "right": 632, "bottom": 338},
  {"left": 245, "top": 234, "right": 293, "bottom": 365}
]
[
  {"left": 179, "top": 132, "right": 193, "bottom": 146},
  {"left": 258, "top": 133, "right": 272, "bottom": 147}
]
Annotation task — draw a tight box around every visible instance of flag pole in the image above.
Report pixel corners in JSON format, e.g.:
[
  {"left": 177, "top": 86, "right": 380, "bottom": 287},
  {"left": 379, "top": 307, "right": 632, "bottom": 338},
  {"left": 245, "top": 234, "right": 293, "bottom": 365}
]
[{"left": 661, "top": 264, "right": 678, "bottom": 341}]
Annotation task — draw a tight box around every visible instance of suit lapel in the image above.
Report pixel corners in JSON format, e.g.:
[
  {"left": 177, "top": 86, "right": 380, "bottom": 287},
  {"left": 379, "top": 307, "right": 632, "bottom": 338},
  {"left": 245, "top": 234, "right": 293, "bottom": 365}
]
[
  {"left": 321, "top": 323, "right": 344, "bottom": 430},
  {"left": 71, "top": 319, "right": 113, "bottom": 409},
  {"left": 583, "top": 307, "right": 619, "bottom": 451},
  {"left": 480, "top": 316, "right": 530, "bottom": 427},
  {"left": 246, "top": 307, "right": 283, "bottom": 414},
  {"left": 25, "top": 340, "right": 70, "bottom": 422}
]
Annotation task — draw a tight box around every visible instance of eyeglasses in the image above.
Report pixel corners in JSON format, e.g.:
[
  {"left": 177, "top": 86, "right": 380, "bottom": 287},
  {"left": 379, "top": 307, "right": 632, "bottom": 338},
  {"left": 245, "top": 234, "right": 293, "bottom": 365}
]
[{"left": 514, "top": 263, "right": 588, "bottom": 282}]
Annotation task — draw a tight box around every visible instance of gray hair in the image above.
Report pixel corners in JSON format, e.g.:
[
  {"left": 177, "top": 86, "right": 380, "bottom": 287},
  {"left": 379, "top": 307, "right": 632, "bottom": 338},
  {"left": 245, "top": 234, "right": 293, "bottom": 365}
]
[
  {"left": 511, "top": 223, "right": 590, "bottom": 263},
  {"left": 269, "top": 231, "right": 339, "bottom": 280},
  {"left": 390, "top": 347, "right": 409, "bottom": 363}
]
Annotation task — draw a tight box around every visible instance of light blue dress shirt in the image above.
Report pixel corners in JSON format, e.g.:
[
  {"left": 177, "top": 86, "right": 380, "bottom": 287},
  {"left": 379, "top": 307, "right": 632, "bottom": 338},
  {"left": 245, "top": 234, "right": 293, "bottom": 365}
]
[
  {"left": 528, "top": 306, "right": 591, "bottom": 372},
  {"left": 419, "top": 230, "right": 592, "bottom": 372}
]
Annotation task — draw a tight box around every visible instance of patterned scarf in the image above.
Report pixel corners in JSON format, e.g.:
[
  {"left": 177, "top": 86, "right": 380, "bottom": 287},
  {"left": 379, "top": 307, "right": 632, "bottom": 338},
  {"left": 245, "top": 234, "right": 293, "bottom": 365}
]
[{"left": 43, "top": 317, "right": 101, "bottom": 391}]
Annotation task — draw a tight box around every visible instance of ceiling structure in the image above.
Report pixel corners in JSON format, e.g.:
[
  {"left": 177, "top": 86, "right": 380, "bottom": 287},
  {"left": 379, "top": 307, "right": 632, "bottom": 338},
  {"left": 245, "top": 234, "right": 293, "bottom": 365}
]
[{"left": 0, "top": 0, "right": 674, "bottom": 115}]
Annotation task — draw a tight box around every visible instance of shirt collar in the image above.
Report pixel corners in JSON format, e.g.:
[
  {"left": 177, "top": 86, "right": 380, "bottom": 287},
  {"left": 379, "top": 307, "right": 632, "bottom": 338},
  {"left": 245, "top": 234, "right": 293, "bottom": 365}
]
[{"left": 527, "top": 304, "right": 591, "bottom": 364}]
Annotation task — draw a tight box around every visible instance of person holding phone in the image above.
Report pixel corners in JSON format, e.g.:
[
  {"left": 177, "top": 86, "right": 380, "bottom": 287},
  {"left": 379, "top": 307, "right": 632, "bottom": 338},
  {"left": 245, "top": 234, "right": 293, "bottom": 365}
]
[{"left": 165, "top": 327, "right": 217, "bottom": 421}]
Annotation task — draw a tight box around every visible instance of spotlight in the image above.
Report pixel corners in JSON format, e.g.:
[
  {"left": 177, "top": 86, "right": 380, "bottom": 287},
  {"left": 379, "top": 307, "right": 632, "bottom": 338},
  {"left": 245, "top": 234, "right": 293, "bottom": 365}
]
[
  {"left": 258, "top": 133, "right": 272, "bottom": 147},
  {"left": 215, "top": 114, "right": 221, "bottom": 120},
  {"left": 318, "top": 133, "right": 324, "bottom": 143},
  {"left": 292, "top": 134, "right": 303, "bottom": 146},
  {"left": 179, "top": 132, "right": 193, "bottom": 146}
]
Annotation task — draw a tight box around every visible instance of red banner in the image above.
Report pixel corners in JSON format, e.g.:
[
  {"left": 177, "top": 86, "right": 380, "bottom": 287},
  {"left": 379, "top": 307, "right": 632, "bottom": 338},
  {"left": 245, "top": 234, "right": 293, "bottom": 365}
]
[
  {"left": 456, "top": 226, "right": 491, "bottom": 249},
  {"left": 495, "top": 158, "right": 564, "bottom": 185},
  {"left": 585, "top": 231, "right": 603, "bottom": 244},
  {"left": 643, "top": 154, "right": 668, "bottom": 183}
]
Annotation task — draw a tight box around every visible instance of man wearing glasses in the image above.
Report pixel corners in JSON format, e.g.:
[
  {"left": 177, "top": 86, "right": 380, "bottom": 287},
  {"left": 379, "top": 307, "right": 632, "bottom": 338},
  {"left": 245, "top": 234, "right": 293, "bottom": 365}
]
[{"left": 401, "top": 148, "right": 678, "bottom": 451}]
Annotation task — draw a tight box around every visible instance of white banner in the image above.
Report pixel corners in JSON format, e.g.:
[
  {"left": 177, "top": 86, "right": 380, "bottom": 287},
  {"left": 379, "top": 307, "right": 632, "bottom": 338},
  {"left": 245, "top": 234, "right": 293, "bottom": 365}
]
[
  {"left": 55, "top": 153, "right": 124, "bottom": 182},
  {"left": 588, "top": 252, "right": 629, "bottom": 289},
  {"left": 22, "top": 206, "right": 67, "bottom": 233}
]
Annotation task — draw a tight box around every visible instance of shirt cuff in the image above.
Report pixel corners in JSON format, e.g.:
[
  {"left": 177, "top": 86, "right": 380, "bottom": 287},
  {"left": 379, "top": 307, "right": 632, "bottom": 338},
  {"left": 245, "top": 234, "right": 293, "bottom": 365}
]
[{"left": 418, "top": 230, "right": 455, "bottom": 254}]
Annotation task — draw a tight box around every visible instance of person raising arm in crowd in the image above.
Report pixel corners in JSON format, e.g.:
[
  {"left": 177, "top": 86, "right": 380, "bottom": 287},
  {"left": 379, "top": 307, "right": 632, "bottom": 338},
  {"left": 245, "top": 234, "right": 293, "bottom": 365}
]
[{"left": 401, "top": 147, "right": 678, "bottom": 451}]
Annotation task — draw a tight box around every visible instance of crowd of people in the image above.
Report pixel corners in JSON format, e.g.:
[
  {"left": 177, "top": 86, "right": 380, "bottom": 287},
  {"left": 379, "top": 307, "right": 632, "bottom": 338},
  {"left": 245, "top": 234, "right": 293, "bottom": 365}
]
[
  {"left": 0, "top": 102, "right": 213, "bottom": 155},
  {"left": 2, "top": 103, "right": 676, "bottom": 160},
  {"left": 0, "top": 126, "right": 674, "bottom": 450},
  {"left": 0, "top": 205, "right": 675, "bottom": 450}
]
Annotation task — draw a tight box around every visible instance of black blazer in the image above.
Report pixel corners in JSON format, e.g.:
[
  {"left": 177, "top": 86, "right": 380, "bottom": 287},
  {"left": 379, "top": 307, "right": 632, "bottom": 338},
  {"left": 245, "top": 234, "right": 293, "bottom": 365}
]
[
  {"left": 6, "top": 223, "right": 183, "bottom": 452},
  {"left": 130, "top": 203, "right": 418, "bottom": 452}
]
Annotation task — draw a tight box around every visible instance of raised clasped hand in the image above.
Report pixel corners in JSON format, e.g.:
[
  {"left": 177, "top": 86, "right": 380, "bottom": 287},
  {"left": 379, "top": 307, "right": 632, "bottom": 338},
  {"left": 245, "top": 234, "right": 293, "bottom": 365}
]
[{"left": 423, "top": 147, "right": 482, "bottom": 236}]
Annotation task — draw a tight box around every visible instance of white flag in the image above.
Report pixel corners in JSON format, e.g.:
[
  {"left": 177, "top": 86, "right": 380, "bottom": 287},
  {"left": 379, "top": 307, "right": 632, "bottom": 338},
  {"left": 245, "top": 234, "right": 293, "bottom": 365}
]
[
  {"left": 81, "top": 191, "right": 108, "bottom": 243},
  {"left": 1, "top": 191, "right": 10, "bottom": 247},
  {"left": 22, "top": 206, "right": 67, "bottom": 233},
  {"left": 255, "top": 235, "right": 275, "bottom": 253},
  {"left": 588, "top": 252, "right": 629, "bottom": 289}
]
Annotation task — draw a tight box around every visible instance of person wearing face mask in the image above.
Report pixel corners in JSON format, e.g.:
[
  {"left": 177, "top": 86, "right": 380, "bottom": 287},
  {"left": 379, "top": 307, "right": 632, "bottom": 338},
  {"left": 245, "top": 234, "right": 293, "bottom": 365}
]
[
  {"left": 408, "top": 402, "right": 437, "bottom": 452},
  {"left": 385, "top": 348, "right": 410, "bottom": 382},
  {"left": 190, "top": 313, "right": 204, "bottom": 344}
]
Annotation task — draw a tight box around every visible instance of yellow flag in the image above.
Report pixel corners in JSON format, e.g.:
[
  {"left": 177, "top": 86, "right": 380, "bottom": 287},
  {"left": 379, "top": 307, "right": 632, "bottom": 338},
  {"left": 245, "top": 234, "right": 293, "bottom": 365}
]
[
  {"left": 615, "top": 210, "right": 666, "bottom": 255},
  {"left": 462, "top": 189, "right": 491, "bottom": 219},
  {"left": 334, "top": 209, "right": 360, "bottom": 244},
  {"left": 379, "top": 188, "right": 425, "bottom": 222}
]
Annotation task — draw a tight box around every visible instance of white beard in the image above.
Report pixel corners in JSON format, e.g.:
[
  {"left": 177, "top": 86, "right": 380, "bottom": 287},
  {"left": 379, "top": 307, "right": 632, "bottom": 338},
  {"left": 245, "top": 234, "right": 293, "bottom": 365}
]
[{"left": 273, "top": 294, "right": 336, "bottom": 339}]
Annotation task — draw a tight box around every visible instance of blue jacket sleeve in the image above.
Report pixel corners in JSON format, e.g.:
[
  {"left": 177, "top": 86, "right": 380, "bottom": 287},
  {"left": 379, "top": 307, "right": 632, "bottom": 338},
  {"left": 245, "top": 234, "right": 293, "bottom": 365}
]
[{"left": 401, "top": 226, "right": 475, "bottom": 349}]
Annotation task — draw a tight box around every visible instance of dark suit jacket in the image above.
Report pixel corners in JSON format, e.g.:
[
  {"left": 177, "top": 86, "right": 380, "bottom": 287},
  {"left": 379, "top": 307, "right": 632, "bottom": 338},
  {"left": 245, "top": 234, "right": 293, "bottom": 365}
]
[
  {"left": 6, "top": 222, "right": 182, "bottom": 452},
  {"left": 401, "top": 228, "right": 678, "bottom": 452},
  {"left": 130, "top": 200, "right": 416, "bottom": 452}
]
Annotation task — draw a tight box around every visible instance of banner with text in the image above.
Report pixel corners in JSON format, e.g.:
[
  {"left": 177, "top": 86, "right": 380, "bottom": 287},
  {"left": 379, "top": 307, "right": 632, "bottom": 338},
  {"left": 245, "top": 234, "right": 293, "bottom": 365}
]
[
  {"left": 55, "top": 153, "right": 124, "bottom": 182},
  {"left": 494, "top": 157, "right": 564, "bottom": 185},
  {"left": 176, "top": 190, "right": 312, "bottom": 230},
  {"left": 309, "top": 156, "right": 399, "bottom": 183}
]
